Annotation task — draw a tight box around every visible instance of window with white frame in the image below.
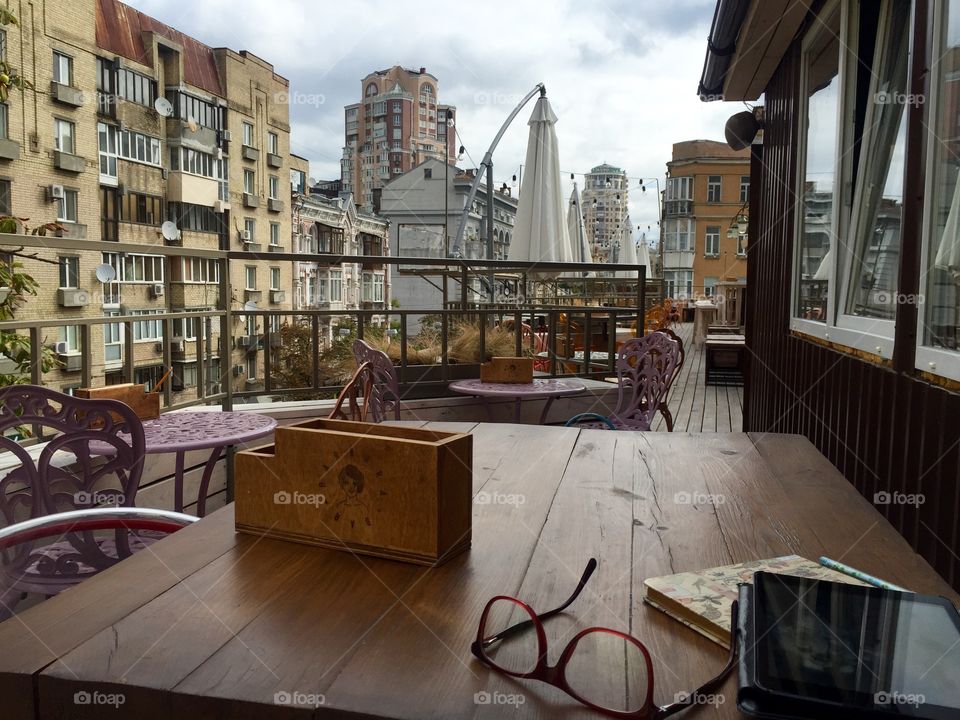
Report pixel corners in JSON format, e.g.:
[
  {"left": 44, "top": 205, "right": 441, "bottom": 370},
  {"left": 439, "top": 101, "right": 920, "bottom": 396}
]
[
  {"left": 704, "top": 226, "right": 720, "bottom": 257},
  {"left": 131, "top": 309, "right": 164, "bottom": 341},
  {"left": 373, "top": 273, "right": 384, "bottom": 302},
  {"left": 330, "top": 269, "right": 343, "bottom": 302},
  {"left": 245, "top": 266, "right": 256, "bottom": 290},
  {"left": 665, "top": 176, "right": 693, "bottom": 201},
  {"left": 794, "top": 0, "right": 841, "bottom": 326},
  {"left": 362, "top": 273, "right": 373, "bottom": 302},
  {"left": 58, "top": 256, "right": 79, "bottom": 288},
  {"left": 662, "top": 270, "right": 693, "bottom": 300},
  {"left": 268, "top": 175, "right": 279, "bottom": 199},
  {"left": 122, "top": 254, "right": 164, "bottom": 283},
  {"left": 269, "top": 223, "right": 280, "bottom": 246},
  {"left": 54, "top": 118, "right": 75, "bottom": 154},
  {"left": 178, "top": 257, "right": 220, "bottom": 284},
  {"left": 838, "top": 0, "right": 910, "bottom": 335},
  {"left": 317, "top": 274, "right": 328, "bottom": 302},
  {"left": 920, "top": 0, "right": 960, "bottom": 379},
  {"left": 244, "top": 169, "right": 255, "bottom": 195},
  {"left": 267, "top": 132, "right": 278, "bottom": 154},
  {"left": 246, "top": 354, "right": 258, "bottom": 380},
  {"left": 270, "top": 267, "right": 280, "bottom": 290},
  {"left": 216, "top": 158, "right": 229, "bottom": 202},
  {"left": 169, "top": 146, "right": 215, "bottom": 178},
  {"left": 704, "top": 276, "right": 719, "bottom": 297},
  {"left": 0, "top": 103, "right": 7, "bottom": 139},
  {"left": 119, "top": 128, "right": 162, "bottom": 165},
  {"left": 103, "top": 315, "right": 121, "bottom": 364},
  {"left": 98, "top": 122, "right": 118, "bottom": 181},
  {"left": 59, "top": 325, "right": 80, "bottom": 353},
  {"left": 53, "top": 51, "right": 73, "bottom": 85},
  {"left": 244, "top": 218, "right": 256, "bottom": 242},
  {"left": 662, "top": 218, "right": 695, "bottom": 252},
  {"left": 56, "top": 190, "right": 78, "bottom": 223},
  {"left": 242, "top": 121, "right": 254, "bottom": 147},
  {"left": 740, "top": 176, "right": 750, "bottom": 203}
]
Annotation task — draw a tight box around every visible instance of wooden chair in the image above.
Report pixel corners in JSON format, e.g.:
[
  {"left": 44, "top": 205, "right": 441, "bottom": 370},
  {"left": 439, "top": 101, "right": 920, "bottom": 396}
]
[
  {"left": 0, "top": 385, "right": 157, "bottom": 618},
  {"left": 564, "top": 333, "right": 681, "bottom": 432},
  {"left": 350, "top": 339, "right": 401, "bottom": 421},
  {"left": 654, "top": 328, "right": 685, "bottom": 431}
]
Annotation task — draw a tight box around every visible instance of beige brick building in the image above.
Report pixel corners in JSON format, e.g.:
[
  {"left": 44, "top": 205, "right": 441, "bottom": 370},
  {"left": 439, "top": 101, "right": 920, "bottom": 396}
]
[{"left": 3, "top": 0, "right": 295, "bottom": 399}]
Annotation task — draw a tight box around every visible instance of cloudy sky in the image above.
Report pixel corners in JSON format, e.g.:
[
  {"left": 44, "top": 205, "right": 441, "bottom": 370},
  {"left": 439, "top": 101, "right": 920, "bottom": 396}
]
[{"left": 130, "top": 0, "right": 737, "bottom": 243}]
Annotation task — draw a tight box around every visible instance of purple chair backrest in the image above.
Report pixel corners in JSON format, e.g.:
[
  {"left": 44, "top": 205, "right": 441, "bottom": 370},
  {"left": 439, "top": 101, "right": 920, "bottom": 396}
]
[
  {"left": 611, "top": 334, "right": 681, "bottom": 431},
  {"left": 0, "top": 385, "right": 146, "bottom": 527},
  {"left": 351, "top": 340, "right": 401, "bottom": 422}
]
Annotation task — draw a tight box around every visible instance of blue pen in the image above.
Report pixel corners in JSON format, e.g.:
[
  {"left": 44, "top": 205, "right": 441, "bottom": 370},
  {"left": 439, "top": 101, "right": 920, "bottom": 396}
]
[{"left": 818, "top": 556, "right": 909, "bottom": 592}]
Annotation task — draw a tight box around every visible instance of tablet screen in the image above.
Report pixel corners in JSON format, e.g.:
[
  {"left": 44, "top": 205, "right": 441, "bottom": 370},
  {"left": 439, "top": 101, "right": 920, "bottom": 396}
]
[{"left": 755, "top": 573, "right": 960, "bottom": 715}]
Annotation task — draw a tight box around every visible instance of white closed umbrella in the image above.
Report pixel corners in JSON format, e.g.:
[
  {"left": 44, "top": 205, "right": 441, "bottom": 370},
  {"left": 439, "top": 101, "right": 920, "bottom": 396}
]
[
  {"left": 615, "top": 220, "right": 639, "bottom": 278},
  {"left": 565, "top": 183, "right": 593, "bottom": 276},
  {"left": 636, "top": 234, "right": 651, "bottom": 272},
  {"left": 508, "top": 95, "right": 572, "bottom": 275}
]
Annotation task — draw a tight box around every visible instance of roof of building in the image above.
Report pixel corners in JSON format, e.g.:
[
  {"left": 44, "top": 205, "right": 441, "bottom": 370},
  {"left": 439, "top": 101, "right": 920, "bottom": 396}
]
[
  {"left": 669, "top": 139, "right": 750, "bottom": 163},
  {"left": 96, "top": 0, "right": 224, "bottom": 97},
  {"left": 588, "top": 163, "right": 625, "bottom": 174}
]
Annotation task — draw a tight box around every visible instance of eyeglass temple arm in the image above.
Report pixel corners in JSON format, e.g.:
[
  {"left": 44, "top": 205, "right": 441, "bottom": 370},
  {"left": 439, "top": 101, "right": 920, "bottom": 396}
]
[
  {"left": 482, "top": 558, "right": 598, "bottom": 648},
  {"left": 654, "top": 600, "right": 740, "bottom": 719}
]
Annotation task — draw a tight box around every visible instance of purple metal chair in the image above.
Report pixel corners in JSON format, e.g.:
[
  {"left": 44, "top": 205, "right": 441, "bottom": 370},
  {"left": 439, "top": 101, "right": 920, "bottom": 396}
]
[
  {"left": 565, "top": 333, "right": 681, "bottom": 432},
  {"left": 0, "top": 385, "right": 149, "bottom": 618},
  {"left": 351, "top": 339, "right": 402, "bottom": 421}
]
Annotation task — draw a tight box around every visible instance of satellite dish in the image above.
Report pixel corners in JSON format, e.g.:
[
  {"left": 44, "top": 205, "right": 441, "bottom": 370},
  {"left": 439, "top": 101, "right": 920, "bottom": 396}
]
[
  {"left": 154, "top": 97, "right": 174, "bottom": 118},
  {"left": 308, "top": 177, "right": 317, "bottom": 186},
  {"left": 725, "top": 110, "right": 762, "bottom": 151},
  {"left": 186, "top": 116, "right": 199, "bottom": 133},
  {"left": 94, "top": 263, "right": 117, "bottom": 283},
  {"left": 243, "top": 301, "right": 259, "bottom": 311},
  {"left": 161, "top": 221, "right": 180, "bottom": 242}
]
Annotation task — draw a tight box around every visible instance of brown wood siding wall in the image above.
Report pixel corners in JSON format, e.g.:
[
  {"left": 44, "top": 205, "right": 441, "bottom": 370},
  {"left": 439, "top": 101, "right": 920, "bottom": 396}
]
[{"left": 745, "top": 30, "right": 960, "bottom": 592}]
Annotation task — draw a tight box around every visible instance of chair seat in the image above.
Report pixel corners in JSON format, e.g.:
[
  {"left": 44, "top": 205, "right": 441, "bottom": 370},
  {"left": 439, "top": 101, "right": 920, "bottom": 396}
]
[{"left": 4, "top": 531, "right": 163, "bottom": 596}]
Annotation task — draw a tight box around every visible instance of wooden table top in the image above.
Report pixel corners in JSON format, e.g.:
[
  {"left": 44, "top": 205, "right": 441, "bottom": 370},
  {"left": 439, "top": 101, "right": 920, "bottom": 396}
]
[{"left": 2, "top": 423, "right": 957, "bottom": 719}]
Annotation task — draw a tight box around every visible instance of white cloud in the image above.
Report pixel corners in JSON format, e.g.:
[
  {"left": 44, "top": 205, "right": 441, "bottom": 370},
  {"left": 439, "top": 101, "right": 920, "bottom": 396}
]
[{"left": 127, "top": 0, "right": 739, "bottom": 241}]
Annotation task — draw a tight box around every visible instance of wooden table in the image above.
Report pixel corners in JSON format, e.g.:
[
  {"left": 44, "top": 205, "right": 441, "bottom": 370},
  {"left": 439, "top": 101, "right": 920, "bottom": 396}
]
[{"left": 2, "top": 424, "right": 957, "bottom": 719}]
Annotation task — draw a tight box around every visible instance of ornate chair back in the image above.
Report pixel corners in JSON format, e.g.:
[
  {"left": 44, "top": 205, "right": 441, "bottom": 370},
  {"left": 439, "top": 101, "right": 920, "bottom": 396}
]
[{"left": 351, "top": 340, "right": 401, "bottom": 421}]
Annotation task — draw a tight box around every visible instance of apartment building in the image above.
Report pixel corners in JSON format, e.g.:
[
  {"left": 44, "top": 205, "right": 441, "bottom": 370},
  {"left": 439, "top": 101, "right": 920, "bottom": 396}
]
[
  {"left": 292, "top": 184, "right": 390, "bottom": 348},
  {"left": 3, "top": 0, "right": 294, "bottom": 397},
  {"left": 341, "top": 66, "right": 456, "bottom": 212},
  {"left": 662, "top": 140, "right": 749, "bottom": 299},
  {"left": 581, "top": 163, "right": 629, "bottom": 263}
]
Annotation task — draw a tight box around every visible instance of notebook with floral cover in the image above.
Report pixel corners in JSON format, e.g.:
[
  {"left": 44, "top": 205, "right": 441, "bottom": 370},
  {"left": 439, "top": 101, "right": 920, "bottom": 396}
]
[{"left": 643, "top": 555, "right": 868, "bottom": 648}]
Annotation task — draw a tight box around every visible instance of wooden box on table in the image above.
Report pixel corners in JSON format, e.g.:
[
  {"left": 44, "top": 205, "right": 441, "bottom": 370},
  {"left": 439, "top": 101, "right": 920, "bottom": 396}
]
[
  {"left": 479, "top": 357, "right": 534, "bottom": 383},
  {"left": 234, "top": 418, "right": 473, "bottom": 565},
  {"left": 75, "top": 383, "right": 160, "bottom": 420}
]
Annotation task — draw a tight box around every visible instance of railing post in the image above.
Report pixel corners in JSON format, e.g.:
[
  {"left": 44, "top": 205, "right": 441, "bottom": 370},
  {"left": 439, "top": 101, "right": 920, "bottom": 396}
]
[
  {"left": 29, "top": 327, "right": 41, "bottom": 385},
  {"left": 162, "top": 317, "right": 173, "bottom": 409},
  {"left": 263, "top": 313, "right": 273, "bottom": 394},
  {"left": 311, "top": 315, "right": 321, "bottom": 393}
]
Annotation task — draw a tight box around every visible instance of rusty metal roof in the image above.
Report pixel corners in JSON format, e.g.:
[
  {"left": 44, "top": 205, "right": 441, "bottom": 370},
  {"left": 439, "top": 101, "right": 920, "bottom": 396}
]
[{"left": 96, "top": 0, "right": 224, "bottom": 98}]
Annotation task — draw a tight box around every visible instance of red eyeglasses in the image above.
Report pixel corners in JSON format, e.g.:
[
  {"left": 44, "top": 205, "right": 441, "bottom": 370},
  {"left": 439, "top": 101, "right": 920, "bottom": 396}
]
[{"left": 470, "top": 559, "right": 739, "bottom": 719}]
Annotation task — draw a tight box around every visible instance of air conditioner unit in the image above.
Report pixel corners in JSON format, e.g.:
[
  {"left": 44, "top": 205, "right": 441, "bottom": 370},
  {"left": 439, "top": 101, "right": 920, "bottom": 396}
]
[
  {"left": 232, "top": 364, "right": 244, "bottom": 376},
  {"left": 57, "top": 288, "right": 90, "bottom": 307},
  {"left": 170, "top": 337, "right": 185, "bottom": 353},
  {"left": 235, "top": 335, "right": 252, "bottom": 349},
  {"left": 242, "top": 230, "right": 252, "bottom": 241},
  {"left": 150, "top": 283, "right": 164, "bottom": 298},
  {"left": 208, "top": 382, "right": 222, "bottom": 394},
  {"left": 216, "top": 148, "right": 224, "bottom": 160},
  {"left": 55, "top": 341, "right": 69, "bottom": 354},
  {"left": 154, "top": 341, "right": 164, "bottom": 353},
  {"left": 222, "top": 130, "right": 232, "bottom": 143},
  {"left": 214, "top": 200, "right": 229, "bottom": 213},
  {"left": 47, "top": 184, "right": 65, "bottom": 201}
]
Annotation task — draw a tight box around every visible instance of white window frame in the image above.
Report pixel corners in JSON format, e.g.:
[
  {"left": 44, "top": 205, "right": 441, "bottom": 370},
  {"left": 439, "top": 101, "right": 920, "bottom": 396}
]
[
  {"left": 54, "top": 118, "right": 75, "bottom": 154},
  {"left": 244, "top": 218, "right": 256, "bottom": 241},
  {"left": 917, "top": 0, "right": 960, "bottom": 381},
  {"left": 58, "top": 256, "right": 79, "bottom": 289},
  {"left": 53, "top": 51, "right": 73, "bottom": 85},
  {"left": 59, "top": 325, "right": 80, "bottom": 353},
  {"left": 267, "top": 132, "right": 278, "bottom": 154},
  {"left": 56, "top": 189, "right": 78, "bottom": 223},
  {"left": 330, "top": 269, "right": 343, "bottom": 302},
  {"left": 103, "top": 315, "right": 122, "bottom": 366},
  {"left": 131, "top": 309, "right": 164, "bottom": 342},
  {"left": 245, "top": 266, "right": 256, "bottom": 290},
  {"left": 268, "top": 175, "right": 279, "bottom": 199},
  {"left": 98, "top": 122, "right": 118, "bottom": 183},
  {"left": 122, "top": 254, "right": 164, "bottom": 283},
  {"left": 269, "top": 266, "right": 280, "bottom": 291},
  {"left": 704, "top": 226, "right": 720, "bottom": 257},
  {"left": 0, "top": 103, "right": 9, "bottom": 140},
  {"left": 269, "top": 223, "right": 280, "bottom": 246},
  {"left": 707, "top": 176, "right": 722, "bottom": 203},
  {"left": 242, "top": 121, "right": 254, "bottom": 147},
  {"left": 789, "top": 0, "right": 897, "bottom": 359},
  {"left": 244, "top": 169, "right": 255, "bottom": 195}
]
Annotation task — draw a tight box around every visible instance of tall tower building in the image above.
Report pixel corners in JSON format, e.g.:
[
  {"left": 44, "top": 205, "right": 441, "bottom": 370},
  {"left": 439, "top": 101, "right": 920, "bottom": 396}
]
[
  {"left": 341, "top": 66, "right": 456, "bottom": 212},
  {"left": 581, "top": 164, "right": 629, "bottom": 263}
]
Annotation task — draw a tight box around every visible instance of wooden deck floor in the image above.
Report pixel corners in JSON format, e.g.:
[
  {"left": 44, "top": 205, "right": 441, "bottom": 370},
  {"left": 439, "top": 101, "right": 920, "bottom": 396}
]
[{"left": 650, "top": 322, "right": 743, "bottom": 433}]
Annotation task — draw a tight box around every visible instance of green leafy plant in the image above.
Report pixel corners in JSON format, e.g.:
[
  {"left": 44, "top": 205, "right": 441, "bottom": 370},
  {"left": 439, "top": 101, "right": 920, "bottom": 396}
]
[{"left": 0, "top": 10, "right": 32, "bottom": 103}]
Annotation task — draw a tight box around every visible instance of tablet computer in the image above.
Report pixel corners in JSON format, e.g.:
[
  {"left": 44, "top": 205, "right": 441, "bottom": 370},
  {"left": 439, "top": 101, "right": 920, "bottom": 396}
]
[{"left": 738, "top": 572, "right": 960, "bottom": 719}]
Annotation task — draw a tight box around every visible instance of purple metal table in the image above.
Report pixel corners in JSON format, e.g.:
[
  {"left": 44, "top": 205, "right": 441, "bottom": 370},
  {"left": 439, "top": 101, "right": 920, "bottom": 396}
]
[
  {"left": 135, "top": 411, "right": 276, "bottom": 517},
  {"left": 448, "top": 378, "right": 586, "bottom": 424}
]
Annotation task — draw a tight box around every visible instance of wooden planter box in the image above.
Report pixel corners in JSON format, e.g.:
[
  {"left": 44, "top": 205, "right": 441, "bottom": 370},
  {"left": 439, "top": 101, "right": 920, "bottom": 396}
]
[
  {"left": 480, "top": 357, "right": 533, "bottom": 384},
  {"left": 235, "top": 418, "right": 472, "bottom": 565},
  {"left": 76, "top": 383, "right": 160, "bottom": 420}
]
